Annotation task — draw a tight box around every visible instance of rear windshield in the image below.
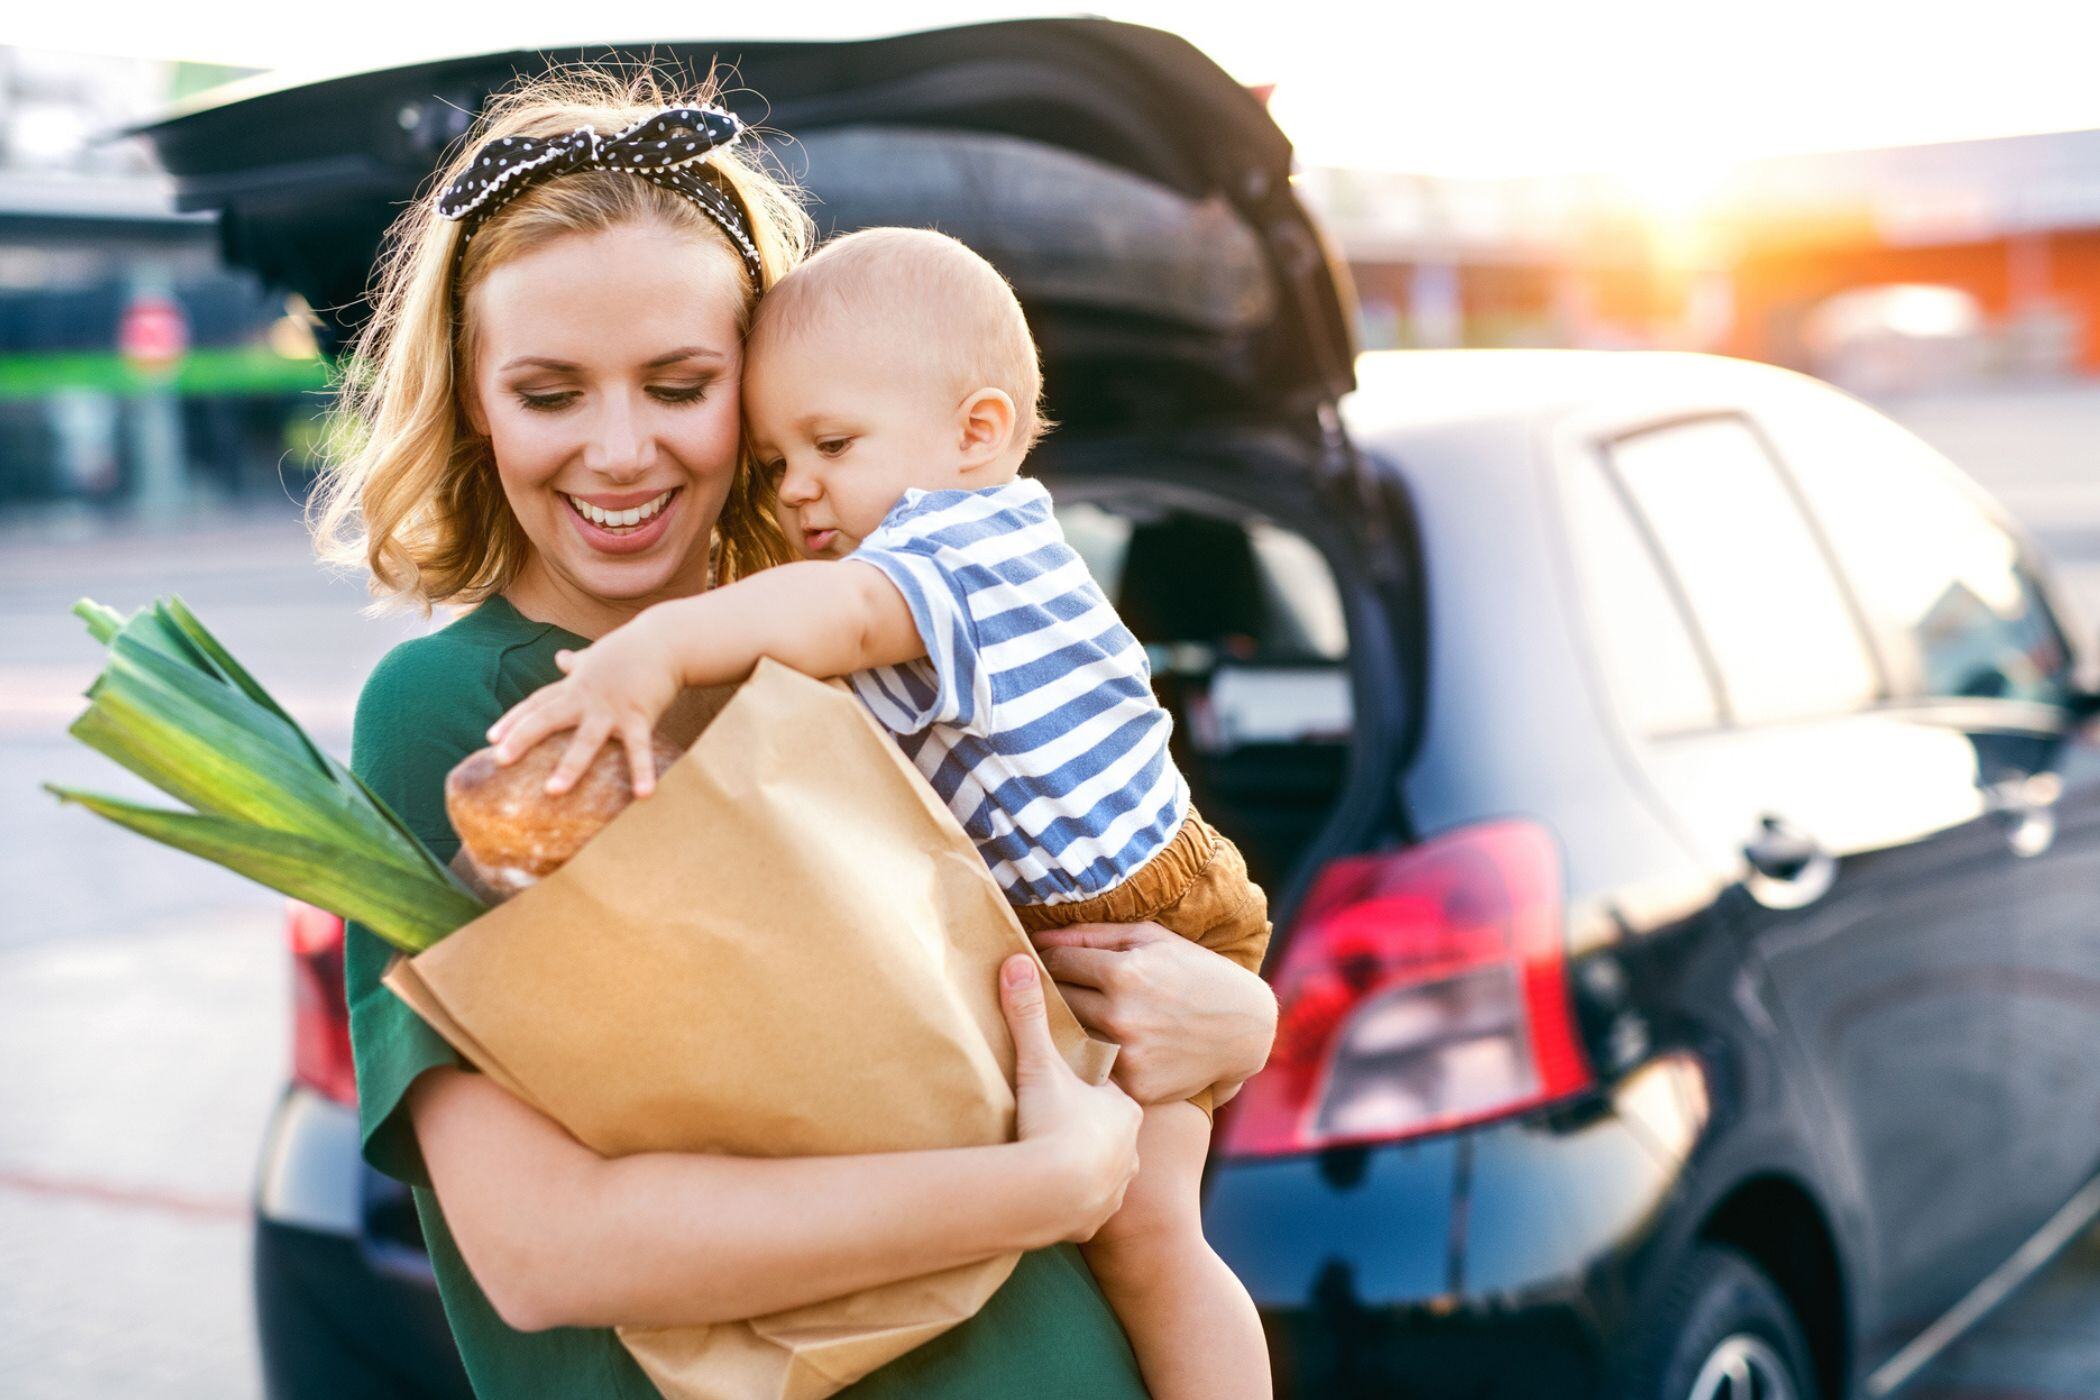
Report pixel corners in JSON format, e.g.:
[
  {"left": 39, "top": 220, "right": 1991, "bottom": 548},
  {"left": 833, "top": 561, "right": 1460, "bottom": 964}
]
[{"left": 790, "top": 126, "right": 1275, "bottom": 334}]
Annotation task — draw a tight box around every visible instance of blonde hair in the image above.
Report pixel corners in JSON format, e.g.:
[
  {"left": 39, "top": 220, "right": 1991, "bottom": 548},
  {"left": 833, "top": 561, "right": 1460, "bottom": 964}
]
[
  {"left": 311, "top": 66, "right": 814, "bottom": 611},
  {"left": 748, "top": 226, "right": 1051, "bottom": 452}
]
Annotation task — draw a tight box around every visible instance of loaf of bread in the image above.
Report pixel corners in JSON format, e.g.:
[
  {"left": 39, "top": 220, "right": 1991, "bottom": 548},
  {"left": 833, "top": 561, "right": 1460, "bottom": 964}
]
[{"left": 446, "top": 733, "right": 685, "bottom": 895}]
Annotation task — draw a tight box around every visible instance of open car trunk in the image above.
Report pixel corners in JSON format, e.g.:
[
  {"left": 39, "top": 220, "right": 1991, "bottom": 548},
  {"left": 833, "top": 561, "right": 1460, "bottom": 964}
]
[{"left": 135, "top": 19, "right": 1357, "bottom": 434}]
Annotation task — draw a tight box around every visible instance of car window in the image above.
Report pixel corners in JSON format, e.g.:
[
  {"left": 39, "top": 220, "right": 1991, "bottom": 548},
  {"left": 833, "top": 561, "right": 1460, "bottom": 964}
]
[
  {"left": 1758, "top": 388, "right": 2074, "bottom": 708},
  {"left": 1608, "top": 416, "right": 1880, "bottom": 726},
  {"left": 1560, "top": 451, "right": 1723, "bottom": 736}
]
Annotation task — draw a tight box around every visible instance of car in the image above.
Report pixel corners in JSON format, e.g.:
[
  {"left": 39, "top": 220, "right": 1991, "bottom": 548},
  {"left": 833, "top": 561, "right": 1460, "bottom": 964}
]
[{"left": 140, "top": 19, "right": 2100, "bottom": 1400}]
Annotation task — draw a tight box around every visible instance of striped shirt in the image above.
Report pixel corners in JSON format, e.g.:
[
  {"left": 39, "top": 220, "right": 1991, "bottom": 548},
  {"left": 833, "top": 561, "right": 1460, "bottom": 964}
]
[{"left": 846, "top": 478, "right": 1189, "bottom": 907}]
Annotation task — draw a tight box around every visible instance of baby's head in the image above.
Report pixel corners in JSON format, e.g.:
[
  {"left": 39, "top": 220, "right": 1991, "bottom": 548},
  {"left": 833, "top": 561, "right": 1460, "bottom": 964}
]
[{"left": 744, "top": 227, "right": 1045, "bottom": 558}]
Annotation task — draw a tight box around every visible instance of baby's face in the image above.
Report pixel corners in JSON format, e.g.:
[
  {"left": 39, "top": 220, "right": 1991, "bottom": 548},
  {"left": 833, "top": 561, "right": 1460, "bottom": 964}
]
[{"left": 745, "top": 324, "right": 970, "bottom": 559}]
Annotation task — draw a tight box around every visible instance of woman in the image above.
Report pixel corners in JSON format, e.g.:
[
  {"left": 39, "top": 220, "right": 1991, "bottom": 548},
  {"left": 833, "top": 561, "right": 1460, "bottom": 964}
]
[{"left": 323, "top": 70, "right": 1278, "bottom": 1398}]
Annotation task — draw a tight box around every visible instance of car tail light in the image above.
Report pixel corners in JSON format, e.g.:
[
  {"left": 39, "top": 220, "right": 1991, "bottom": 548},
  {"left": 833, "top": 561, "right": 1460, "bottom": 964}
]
[
  {"left": 1219, "top": 820, "right": 1591, "bottom": 1158},
  {"left": 287, "top": 900, "right": 357, "bottom": 1107}
]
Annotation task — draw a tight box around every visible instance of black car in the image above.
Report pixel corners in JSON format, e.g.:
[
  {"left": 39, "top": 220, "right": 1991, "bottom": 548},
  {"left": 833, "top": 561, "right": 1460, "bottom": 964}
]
[{"left": 142, "top": 20, "right": 2100, "bottom": 1400}]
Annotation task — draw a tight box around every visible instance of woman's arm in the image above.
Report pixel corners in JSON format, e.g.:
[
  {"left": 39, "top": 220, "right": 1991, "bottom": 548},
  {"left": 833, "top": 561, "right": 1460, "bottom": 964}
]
[
  {"left": 1032, "top": 922, "right": 1278, "bottom": 1106},
  {"left": 414, "top": 954, "right": 1141, "bottom": 1333}
]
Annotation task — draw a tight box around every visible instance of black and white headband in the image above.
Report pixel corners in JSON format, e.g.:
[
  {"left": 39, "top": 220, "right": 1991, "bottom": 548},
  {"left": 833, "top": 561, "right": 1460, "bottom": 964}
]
[{"left": 437, "top": 105, "right": 763, "bottom": 287}]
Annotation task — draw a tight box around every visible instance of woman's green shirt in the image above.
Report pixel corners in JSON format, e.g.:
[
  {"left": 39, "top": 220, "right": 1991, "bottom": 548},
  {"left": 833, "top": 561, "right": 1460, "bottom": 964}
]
[{"left": 345, "top": 594, "right": 1146, "bottom": 1399}]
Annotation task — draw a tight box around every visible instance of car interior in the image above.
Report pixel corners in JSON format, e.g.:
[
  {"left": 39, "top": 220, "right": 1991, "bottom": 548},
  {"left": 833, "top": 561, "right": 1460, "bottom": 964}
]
[{"left": 1054, "top": 498, "right": 1354, "bottom": 895}]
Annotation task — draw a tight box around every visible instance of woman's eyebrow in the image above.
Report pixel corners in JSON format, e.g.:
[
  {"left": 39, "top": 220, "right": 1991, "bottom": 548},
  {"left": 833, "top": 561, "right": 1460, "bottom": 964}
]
[
  {"left": 643, "top": 346, "right": 728, "bottom": 368},
  {"left": 496, "top": 348, "right": 727, "bottom": 372}
]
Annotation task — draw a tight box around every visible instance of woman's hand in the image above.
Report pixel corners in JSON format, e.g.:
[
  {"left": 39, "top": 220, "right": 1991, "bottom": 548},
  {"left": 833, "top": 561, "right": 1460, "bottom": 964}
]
[
  {"left": 999, "top": 954, "right": 1142, "bottom": 1243},
  {"left": 1033, "top": 922, "right": 1279, "bottom": 1106}
]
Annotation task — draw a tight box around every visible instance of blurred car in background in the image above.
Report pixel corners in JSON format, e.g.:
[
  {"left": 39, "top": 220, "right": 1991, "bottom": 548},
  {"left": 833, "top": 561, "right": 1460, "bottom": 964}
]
[{"left": 144, "top": 19, "right": 2100, "bottom": 1400}]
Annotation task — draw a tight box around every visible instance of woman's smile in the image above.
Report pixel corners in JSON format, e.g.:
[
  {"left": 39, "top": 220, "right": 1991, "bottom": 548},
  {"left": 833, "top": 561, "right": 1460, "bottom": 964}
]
[{"left": 562, "top": 486, "right": 683, "bottom": 554}]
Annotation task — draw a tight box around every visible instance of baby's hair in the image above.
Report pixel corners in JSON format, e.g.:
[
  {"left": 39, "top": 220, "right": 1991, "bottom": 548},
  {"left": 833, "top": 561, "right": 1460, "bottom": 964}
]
[
  {"left": 312, "top": 63, "right": 814, "bottom": 612},
  {"left": 748, "top": 227, "right": 1051, "bottom": 452}
]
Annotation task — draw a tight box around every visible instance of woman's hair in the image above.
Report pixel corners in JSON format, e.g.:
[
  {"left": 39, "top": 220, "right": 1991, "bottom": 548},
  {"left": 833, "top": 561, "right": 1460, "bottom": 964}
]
[{"left": 311, "top": 66, "right": 813, "bottom": 611}]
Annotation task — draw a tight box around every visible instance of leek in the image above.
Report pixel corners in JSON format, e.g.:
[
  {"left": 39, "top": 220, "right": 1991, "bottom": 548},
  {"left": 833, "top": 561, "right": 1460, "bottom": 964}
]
[{"left": 45, "top": 597, "right": 484, "bottom": 952}]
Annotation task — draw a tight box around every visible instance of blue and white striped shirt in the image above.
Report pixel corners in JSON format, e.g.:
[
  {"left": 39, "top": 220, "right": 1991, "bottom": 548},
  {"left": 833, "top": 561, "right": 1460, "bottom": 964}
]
[{"left": 846, "top": 478, "right": 1189, "bottom": 907}]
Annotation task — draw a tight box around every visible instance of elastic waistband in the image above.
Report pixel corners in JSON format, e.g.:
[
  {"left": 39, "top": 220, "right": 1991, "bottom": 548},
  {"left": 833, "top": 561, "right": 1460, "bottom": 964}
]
[{"left": 1015, "top": 812, "right": 1217, "bottom": 933}]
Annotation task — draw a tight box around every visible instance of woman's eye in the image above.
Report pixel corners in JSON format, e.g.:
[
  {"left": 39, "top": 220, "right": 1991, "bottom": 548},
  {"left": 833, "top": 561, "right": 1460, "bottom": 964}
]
[
  {"left": 650, "top": 382, "right": 710, "bottom": 405},
  {"left": 817, "top": 437, "right": 853, "bottom": 457},
  {"left": 516, "top": 390, "right": 576, "bottom": 413}
]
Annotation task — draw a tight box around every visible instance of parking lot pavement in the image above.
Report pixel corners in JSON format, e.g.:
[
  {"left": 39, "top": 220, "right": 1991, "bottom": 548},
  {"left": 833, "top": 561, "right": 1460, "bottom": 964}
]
[
  {"left": 2, "top": 508, "right": 422, "bottom": 1399},
  {"left": 0, "top": 911, "right": 277, "bottom": 1400}
]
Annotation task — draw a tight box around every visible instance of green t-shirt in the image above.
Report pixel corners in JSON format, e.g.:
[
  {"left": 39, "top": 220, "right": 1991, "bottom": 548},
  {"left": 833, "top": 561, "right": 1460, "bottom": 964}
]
[{"left": 346, "top": 593, "right": 1146, "bottom": 1400}]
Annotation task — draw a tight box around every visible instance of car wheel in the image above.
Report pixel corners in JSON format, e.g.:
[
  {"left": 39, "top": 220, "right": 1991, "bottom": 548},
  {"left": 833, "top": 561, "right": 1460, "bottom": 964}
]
[{"left": 1619, "top": 1244, "right": 1819, "bottom": 1400}]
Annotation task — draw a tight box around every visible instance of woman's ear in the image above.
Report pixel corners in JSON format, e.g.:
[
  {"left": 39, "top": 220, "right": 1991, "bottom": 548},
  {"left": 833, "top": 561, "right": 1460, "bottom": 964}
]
[{"left": 955, "top": 388, "right": 1017, "bottom": 473}]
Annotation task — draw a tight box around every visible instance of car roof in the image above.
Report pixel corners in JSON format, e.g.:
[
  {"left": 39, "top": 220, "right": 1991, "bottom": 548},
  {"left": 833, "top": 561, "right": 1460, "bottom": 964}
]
[{"left": 1341, "top": 348, "right": 1813, "bottom": 439}]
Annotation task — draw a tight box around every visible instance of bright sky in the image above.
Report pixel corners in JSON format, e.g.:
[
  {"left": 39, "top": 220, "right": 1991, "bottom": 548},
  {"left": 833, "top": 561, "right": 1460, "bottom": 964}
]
[{"left": 20, "top": 0, "right": 2100, "bottom": 177}]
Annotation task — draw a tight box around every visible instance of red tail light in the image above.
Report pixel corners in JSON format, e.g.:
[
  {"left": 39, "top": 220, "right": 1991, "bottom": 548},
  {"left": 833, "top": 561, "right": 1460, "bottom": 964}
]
[
  {"left": 1220, "top": 820, "right": 1592, "bottom": 1158},
  {"left": 286, "top": 900, "right": 357, "bottom": 1107}
]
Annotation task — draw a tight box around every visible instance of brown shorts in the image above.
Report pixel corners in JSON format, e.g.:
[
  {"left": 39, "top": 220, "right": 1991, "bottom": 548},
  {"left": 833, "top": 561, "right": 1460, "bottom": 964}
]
[{"left": 1016, "top": 809, "right": 1271, "bottom": 1116}]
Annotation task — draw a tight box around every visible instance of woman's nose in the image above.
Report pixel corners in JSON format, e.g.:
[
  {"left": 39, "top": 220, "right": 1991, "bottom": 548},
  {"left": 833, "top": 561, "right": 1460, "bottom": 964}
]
[{"left": 582, "top": 393, "right": 655, "bottom": 479}]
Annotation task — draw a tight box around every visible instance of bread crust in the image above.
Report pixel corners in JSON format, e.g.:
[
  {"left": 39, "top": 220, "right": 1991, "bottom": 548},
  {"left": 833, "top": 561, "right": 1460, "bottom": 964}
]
[{"left": 446, "top": 734, "right": 684, "bottom": 893}]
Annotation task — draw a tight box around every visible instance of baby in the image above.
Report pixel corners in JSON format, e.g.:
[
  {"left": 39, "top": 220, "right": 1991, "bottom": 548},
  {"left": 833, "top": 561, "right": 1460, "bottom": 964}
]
[{"left": 488, "top": 226, "right": 1271, "bottom": 1398}]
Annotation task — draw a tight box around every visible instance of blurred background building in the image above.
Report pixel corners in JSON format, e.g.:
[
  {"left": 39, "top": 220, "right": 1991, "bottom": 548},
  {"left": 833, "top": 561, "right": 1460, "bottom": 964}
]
[
  {"left": 1308, "top": 128, "right": 2100, "bottom": 395},
  {"left": 0, "top": 46, "right": 327, "bottom": 523},
  {"left": 9, "top": 40, "right": 2100, "bottom": 520}
]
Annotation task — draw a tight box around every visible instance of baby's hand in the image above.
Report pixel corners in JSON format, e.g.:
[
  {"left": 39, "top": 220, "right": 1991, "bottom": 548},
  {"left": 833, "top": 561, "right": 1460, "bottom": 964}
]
[{"left": 487, "top": 621, "right": 680, "bottom": 797}]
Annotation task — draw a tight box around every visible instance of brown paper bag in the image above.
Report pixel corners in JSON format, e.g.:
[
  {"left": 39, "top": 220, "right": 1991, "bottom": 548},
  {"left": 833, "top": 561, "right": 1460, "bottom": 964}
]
[{"left": 384, "top": 658, "right": 1115, "bottom": 1400}]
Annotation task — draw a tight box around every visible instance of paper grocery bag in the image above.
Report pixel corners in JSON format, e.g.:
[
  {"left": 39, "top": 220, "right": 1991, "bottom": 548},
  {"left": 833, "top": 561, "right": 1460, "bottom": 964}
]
[{"left": 384, "top": 658, "right": 1114, "bottom": 1400}]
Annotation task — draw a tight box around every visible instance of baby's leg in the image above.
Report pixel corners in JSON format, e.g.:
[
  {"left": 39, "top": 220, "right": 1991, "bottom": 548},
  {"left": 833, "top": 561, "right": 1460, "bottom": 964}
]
[{"left": 1080, "top": 1100, "right": 1270, "bottom": 1400}]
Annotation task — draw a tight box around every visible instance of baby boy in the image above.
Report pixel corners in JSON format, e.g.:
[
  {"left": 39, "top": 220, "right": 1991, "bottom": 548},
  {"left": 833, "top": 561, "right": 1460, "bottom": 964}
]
[{"left": 489, "top": 227, "right": 1271, "bottom": 1398}]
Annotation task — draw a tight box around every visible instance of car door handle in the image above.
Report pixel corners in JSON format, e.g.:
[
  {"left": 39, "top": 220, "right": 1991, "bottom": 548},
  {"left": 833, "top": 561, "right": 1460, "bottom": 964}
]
[{"left": 1743, "top": 816, "right": 1837, "bottom": 909}]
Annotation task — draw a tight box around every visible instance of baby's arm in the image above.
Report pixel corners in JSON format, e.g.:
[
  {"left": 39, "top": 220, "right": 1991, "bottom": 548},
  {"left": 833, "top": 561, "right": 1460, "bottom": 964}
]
[{"left": 488, "top": 560, "right": 923, "bottom": 794}]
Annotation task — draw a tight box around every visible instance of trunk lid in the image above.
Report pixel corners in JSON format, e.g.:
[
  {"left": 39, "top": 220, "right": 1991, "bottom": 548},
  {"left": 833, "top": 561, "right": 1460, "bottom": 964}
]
[{"left": 136, "top": 19, "right": 1357, "bottom": 428}]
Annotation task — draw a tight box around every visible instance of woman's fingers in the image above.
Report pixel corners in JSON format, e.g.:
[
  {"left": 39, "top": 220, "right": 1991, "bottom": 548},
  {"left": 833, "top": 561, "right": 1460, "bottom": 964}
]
[
  {"left": 1028, "top": 920, "right": 1165, "bottom": 953},
  {"left": 544, "top": 714, "right": 613, "bottom": 795},
  {"left": 999, "top": 954, "right": 1063, "bottom": 1076},
  {"left": 1050, "top": 982, "right": 1117, "bottom": 1037},
  {"left": 1034, "top": 944, "right": 1124, "bottom": 991}
]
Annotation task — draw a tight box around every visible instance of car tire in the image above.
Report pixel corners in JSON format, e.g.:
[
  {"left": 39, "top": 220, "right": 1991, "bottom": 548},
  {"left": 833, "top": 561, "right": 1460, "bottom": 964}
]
[{"left": 1616, "top": 1243, "right": 1819, "bottom": 1400}]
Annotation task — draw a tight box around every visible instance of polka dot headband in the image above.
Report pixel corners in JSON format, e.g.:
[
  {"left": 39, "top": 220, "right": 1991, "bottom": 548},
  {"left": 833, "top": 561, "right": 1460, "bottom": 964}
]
[{"left": 436, "top": 104, "right": 763, "bottom": 287}]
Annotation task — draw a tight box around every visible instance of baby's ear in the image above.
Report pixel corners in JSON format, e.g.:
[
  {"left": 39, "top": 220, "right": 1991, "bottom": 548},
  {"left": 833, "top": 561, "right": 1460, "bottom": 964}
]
[{"left": 956, "top": 387, "right": 1018, "bottom": 471}]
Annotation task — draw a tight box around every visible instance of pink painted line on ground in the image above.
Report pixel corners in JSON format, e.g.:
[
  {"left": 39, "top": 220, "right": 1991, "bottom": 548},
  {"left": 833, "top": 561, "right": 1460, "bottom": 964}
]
[{"left": 0, "top": 1166, "right": 245, "bottom": 1221}]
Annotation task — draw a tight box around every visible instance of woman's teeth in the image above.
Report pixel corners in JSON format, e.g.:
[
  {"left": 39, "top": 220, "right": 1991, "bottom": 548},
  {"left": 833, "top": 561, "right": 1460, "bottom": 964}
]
[{"left": 566, "top": 489, "right": 673, "bottom": 530}]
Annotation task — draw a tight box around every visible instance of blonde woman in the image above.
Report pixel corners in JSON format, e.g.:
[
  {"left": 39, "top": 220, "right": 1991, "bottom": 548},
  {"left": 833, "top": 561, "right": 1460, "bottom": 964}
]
[{"left": 325, "top": 69, "right": 1278, "bottom": 1398}]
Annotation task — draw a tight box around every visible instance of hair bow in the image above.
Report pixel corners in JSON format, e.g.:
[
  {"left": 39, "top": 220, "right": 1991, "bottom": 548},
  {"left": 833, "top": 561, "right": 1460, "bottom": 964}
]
[{"left": 437, "top": 105, "right": 762, "bottom": 286}]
